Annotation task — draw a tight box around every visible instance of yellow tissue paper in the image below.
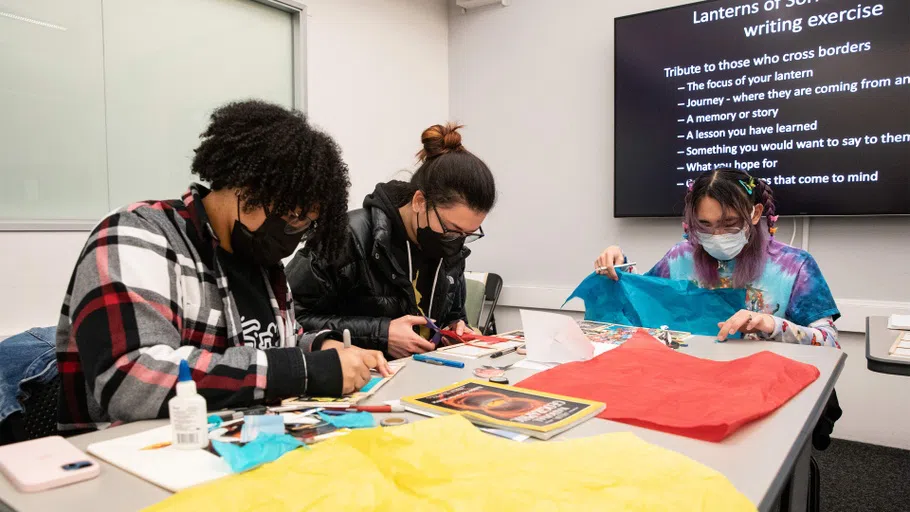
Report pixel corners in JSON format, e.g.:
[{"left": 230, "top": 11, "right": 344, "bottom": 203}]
[{"left": 145, "top": 415, "right": 754, "bottom": 512}]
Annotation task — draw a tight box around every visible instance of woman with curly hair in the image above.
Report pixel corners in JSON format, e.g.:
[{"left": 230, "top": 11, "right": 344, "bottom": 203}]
[{"left": 56, "top": 100, "right": 389, "bottom": 431}]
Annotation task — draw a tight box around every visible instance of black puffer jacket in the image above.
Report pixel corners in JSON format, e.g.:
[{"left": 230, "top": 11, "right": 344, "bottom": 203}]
[{"left": 286, "top": 182, "right": 468, "bottom": 355}]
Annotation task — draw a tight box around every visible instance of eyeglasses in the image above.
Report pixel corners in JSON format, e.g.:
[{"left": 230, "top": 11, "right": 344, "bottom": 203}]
[
  {"left": 431, "top": 205, "right": 485, "bottom": 243},
  {"left": 284, "top": 211, "right": 318, "bottom": 237},
  {"left": 694, "top": 220, "right": 745, "bottom": 235}
]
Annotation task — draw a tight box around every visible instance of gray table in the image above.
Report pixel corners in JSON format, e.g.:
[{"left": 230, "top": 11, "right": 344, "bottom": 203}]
[
  {"left": 866, "top": 316, "right": 910, "bottom": 376},
  {"left": 0, "top": 336, "right": 845, "bottom": 512}
]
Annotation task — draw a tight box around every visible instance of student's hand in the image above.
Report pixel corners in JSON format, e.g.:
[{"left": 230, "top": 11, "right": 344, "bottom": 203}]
[
  {"left": 448, "top": 320, "right": 475, "bottom": 337},
  {"left": 320, "top": 339, "right": 344, "bottom": 351},
  {"left": 716, "top": 310, "right": 775, "bottom": 341},
  {"left": 595, "top": 245, "right": 626, "bottom": 280},
  {"left": 337, "top": 347, "right": 392, "bottom": 394},
  {"left": 387, "top": 315, "right": 435, "bottom": 359}
]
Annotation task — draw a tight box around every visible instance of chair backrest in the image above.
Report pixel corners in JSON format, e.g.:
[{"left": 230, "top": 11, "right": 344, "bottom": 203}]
[
  {"left": 21, "top": 376, "right": 60, "bottom": 441},
  {"left": 0, "top": 376, "right": 60, "bottom": 445},
  {"left": 461, "top": 272, "right": 504, "bottom": 335},
  {"left": 480, "top": 273, "right": 503, "bottom": 335},
  {"left": 463, "top": 277, "right": 486, "bottom": 330}
]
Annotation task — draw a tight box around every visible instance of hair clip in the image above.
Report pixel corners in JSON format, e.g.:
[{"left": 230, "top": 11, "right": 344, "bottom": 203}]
[
  {"left": 768, "top": 215, "right": 779, "bottom": 223},
  {"left": 769, "top": 226, "right": 778, "bottom": 236},
  {"left": 738, "top": 177, "right": 756, "bottom": 195},
  {"left": 681, "top": 222, "right": 689, "bottom": 240}
]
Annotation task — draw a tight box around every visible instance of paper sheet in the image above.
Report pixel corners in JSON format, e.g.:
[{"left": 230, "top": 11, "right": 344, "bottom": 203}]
[
  {"left": 146, "top": 415, "right": 754, "bottom": 512},
  {"left": 385, "top": 399, "right": 530, "bottom": 442},
  {"left": 888, "top": 314, "right": 910, "bottom": 330},
  {"left": 593, "top": 342, "right": 620, "bottom": 356},
  {"left": 88, "top": 426, "right": 231, "bottom": 492},
  {"left": 521, "top": 309, "right": 594, "bottom": 363}
]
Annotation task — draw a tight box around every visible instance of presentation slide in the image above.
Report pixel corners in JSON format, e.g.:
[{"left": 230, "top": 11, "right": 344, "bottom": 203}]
[{"left": 614, "top": 0, "right": 910, "bottom": 217}]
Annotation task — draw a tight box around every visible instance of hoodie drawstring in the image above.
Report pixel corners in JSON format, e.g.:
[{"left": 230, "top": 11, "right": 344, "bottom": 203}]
[{"left": 406, "top": 240, "right": 443, "bottom": 321}]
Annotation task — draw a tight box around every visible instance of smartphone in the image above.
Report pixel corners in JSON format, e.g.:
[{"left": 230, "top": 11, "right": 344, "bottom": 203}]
[{"left": 0, "top": 436, "right": 100, "bottom": 492}]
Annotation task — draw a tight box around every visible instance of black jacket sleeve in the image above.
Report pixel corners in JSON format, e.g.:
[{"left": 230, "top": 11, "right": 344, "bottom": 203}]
[{"left": 285, "top": 247, "right": 391, "bottom": 352}]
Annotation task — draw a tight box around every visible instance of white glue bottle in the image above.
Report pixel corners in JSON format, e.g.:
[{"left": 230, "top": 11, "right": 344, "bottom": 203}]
[{"left": 168, "top": 359, "right": 208, "bottom": 449}]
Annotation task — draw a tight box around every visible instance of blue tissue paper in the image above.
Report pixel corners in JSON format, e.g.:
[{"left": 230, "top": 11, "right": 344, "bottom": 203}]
[
  {"left": 212, "top": 433, "right": 304, "bottom": 473},
  {"left": 358, "top": 376, "right": 383, "bottom": 393},
  {"left": 240, "top": 414, "right": 285, "bottom": 443},
  {"left": 317, "top": 411, "right": 376, "bottom": 429},
  {"left": 565, "top": 272, "right": 746, "bottom": 336}
]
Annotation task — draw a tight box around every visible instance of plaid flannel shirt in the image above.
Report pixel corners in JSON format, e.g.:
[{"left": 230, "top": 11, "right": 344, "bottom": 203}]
[{"left": 57, "top": 184, "right": 337, "bottom": 431}]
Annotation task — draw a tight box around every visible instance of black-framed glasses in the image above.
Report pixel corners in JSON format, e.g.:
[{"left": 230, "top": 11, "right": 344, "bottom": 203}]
[
  {"left": 285, "top": 211, "right": 318, "bottom": 237},
  {"left": 431, "top": 205, "right": 485, "bottom": 243}
]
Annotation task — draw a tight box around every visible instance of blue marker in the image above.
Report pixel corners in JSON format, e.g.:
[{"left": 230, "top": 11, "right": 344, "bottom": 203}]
[{"left": 413, "top": 354, "right": 465, "bottom": 368}]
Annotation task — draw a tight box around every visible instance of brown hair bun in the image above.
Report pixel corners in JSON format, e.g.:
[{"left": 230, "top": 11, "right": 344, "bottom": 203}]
[{"left": 417, "top": 122, "right": 464, "bottom": 162}]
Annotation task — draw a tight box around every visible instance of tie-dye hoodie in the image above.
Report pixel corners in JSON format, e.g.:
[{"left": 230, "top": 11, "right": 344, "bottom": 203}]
[{"left": 647, "top": 239, "right": 841, "bottom": 348}]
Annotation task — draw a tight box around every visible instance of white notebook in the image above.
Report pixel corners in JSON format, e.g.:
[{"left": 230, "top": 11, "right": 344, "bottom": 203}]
[
  {"left": 888, "top": 314, "right": 910, "bottom": 330},
  {"left": 87, "top": 425, "right": 230, "bottom": 492}
]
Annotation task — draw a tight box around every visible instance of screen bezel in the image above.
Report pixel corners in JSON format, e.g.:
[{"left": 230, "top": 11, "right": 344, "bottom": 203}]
[{"left": 612, "top": 0, "right": 910, "bottom": 218}]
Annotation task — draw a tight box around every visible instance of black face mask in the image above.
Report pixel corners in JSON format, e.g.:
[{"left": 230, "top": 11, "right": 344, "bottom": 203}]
[
  {"left": 416, "top": 210, "right": 465, "bottom": 260},
  {"left": 230, "top": 200, "right": 304, "bottom": 266}
]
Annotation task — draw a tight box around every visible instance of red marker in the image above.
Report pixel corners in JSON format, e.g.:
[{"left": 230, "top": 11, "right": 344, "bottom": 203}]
[{"left": 322, "top": 404, "right": 405, "bottom": 413}]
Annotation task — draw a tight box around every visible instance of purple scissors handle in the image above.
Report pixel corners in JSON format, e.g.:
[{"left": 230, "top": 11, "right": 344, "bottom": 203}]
[{"left": 425, "top": 316, "right": 443, "bottom": 345}]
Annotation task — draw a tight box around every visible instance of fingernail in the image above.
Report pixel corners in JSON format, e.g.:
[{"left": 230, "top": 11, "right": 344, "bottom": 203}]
[{"left": 729, "top": 329, "right": 736, "bottom": 334}]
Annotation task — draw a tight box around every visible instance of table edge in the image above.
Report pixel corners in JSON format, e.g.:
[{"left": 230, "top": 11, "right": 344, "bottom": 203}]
[
  {"left": 865, "top": 316, "right": 910, "bottom": 376},
  {"left": 756, "top": 349, "right": 846, "bottom": 512}
]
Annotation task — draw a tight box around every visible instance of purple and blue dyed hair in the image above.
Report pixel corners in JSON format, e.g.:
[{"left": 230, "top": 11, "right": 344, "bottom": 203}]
[{"left": 683, "top": 168, "right": 778, "bottom": 288}]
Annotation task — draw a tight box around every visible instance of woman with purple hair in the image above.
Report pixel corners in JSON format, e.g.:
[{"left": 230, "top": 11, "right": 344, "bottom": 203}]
[{"left": 595, "top": 167, "right": 840, "bottom": 348}]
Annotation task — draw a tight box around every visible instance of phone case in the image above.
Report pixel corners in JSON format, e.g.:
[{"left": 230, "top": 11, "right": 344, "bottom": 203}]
[{"left": 0, "top": 436, "right": 100, "bottom": 492}]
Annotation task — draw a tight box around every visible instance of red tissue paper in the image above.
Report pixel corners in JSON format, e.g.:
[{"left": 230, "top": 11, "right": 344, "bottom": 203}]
[{"left": 516, "top": 332, "right": 820, "bottom": 442}]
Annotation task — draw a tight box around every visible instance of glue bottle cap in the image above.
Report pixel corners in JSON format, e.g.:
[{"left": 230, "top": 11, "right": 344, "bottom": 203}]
[
  {"left": 178, "top": 359, "right": 192, "bottom": 382},
  {"left": 175, "top": 360, "right": 197, "bottom": 396}
]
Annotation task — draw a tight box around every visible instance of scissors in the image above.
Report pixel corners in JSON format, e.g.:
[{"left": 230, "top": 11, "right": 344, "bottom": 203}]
[{"left": 425, "top": 317, "right": 468, "bottom": 346}]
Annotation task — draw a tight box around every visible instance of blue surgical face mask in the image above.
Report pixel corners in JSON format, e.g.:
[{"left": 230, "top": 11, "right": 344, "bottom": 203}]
[
  {"left": 696, "top": 229, "right": 749, "bottom": 261},
  {"left": 695, "top": 206, "right": 754, "bottom": 261}
]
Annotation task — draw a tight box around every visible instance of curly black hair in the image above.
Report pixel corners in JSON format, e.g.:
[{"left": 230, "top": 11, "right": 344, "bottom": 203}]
[{"left": 191, "top": 100, "right": 350, "bottom": 256}]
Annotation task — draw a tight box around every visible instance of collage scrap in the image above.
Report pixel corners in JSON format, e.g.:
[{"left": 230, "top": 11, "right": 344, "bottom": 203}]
[{"left": 497, "top": 320, "right": 693, "bottom": 346}]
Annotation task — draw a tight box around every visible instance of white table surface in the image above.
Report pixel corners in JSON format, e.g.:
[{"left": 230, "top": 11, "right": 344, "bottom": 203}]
[
  {"left": 0, "top": 335, "right": 845, "bottom": 512},
  {"left": 865, "top": 316, "right": 910, "bottom": 376}
]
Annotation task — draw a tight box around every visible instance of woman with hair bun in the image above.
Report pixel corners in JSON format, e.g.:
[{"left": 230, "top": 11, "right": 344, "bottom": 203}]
[{"left": 288, "top": 123, "right": 497, "bottom": 360}]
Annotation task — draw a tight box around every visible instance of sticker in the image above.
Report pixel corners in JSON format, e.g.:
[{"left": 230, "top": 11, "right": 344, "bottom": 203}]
[
  {"left": 473, "top": 367, "right": 505, "bottom": 379},
  {"left": 489, "top": 375, "right": 509, "bottom": 385},
  {"left": 380, "top": 417, "right": 408, "bottom": 427}
]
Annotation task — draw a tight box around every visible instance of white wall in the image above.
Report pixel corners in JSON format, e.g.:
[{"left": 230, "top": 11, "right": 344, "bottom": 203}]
[
  {"left": 0, "top": 0, "right": 450, "bottom": 337},
  {"left": 449, "top": 0, "right": 910, "bottom": 449},
  {"left": 449, "top": 0, "right": 910, "bottom": 331},
  {"left": 304, "top": 0, "right": 450, "bottom": 210}
]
